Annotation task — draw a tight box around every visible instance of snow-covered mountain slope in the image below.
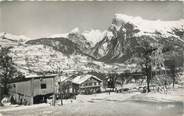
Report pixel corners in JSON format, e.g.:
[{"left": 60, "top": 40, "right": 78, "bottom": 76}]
[
  {"left": 27, "top": 28, "right": 93, "bottom": 56},
  {"left": 48, "top": 28, "right": 104, "bottom": 47},
  {"left": 0, "top": 32, "right": 30, "bottom": 47},
  {"left": 49, "top": 33, "right": 68, "bottom": 38},
  {"left": 9, "top": 44, "right": 65, "bottom": 74},
  {"left": 67, "top": 28, "right": 92, "bottom": 53},
  {"left": 82, "top": 29, "right": 104, "bottom": 46},
  {"left": 9, "top": 44, "right": 115, "bottom": 75},
  {"left": 2, "top": 13, "right": 184, "bottom": 75},
  {"left": 48, "top": 28, "right": 80, "bottom": 38},
  {"left": 26, "top": 37, "right": 86, "bottom": 56},
  {"left": 90, "top": 14, "right": 184, "bottom": 63},
  {"left": 0, "top": 32, "right": 30, "bottom": 42}
]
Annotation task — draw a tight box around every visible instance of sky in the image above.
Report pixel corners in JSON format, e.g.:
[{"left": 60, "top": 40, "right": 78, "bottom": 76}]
[{"left": 0, "top": 1, "right": 184, "bottom": 39}]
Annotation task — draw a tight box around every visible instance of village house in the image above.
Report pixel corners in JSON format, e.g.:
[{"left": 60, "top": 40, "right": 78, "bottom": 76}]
[
  {"left": 57, "top": 74, "right": 102, "bottom": 97},
  {"left": 57, "top": 75, "right": 78, "bottom": 99},
  {"left": 8, "top": 74, "right": 57, "bottom": 105},
  {"left": 71, "top": 74, "right": 102, "bottom": 94}
]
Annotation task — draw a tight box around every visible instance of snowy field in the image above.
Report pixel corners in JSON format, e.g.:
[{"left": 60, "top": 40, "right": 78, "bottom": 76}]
[{"left": 0, "top": 88, "right": 184, "bottom": 116}]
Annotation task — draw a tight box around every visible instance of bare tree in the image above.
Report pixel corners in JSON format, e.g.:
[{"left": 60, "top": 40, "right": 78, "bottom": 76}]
[
  {"left": 167, "top": 26, "right": 184, "bottom": 88},
  {"left": 47, "top": 58, "right": 70, "bottom": 106},
  {"left": 135, "top": 40, "right": 163, "bottom": 92}
]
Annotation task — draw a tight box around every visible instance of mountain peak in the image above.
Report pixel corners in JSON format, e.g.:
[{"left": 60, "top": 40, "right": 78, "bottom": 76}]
[
  {"left": 82, "top": 29, "right": 104, "bottom": 46},
  {"left": 90, "top": 14, "right": 184, "bottom": 63},
  {"left": 113, "top": 13, "right": 184, "bottom": 36},
  {"left": 70, "top": 27, "right": 80, "bottom": 34}
]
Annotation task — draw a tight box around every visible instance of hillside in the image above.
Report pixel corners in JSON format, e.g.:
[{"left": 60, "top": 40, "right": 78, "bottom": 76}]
[
  {"left": 1, "top": 14, "right": 184, "bottom": 76},
  {"left": 90, "top": 14, "right": 184, "bottom": 63},
  {"left": 9, "top": 44, "right": 123, "bottom": 76},
  {"left": 26, "top": 28, "right": 93, "bottom": 57},
  {"left": 0, "top": 32, "right": 30, "bottom": 47}
]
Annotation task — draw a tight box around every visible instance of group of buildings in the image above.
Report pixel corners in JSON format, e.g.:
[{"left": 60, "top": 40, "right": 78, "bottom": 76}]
[
  {"left": 8, "top": 73, "right": 103, "bottom": 105},
  {"left": 6, "top": 68, "right": 172, "bottom": 105}
]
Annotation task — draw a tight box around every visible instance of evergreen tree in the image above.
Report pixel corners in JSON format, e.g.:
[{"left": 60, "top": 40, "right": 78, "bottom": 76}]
[{"left": 0, "top": 47, "right": 23, "bottom": 95}]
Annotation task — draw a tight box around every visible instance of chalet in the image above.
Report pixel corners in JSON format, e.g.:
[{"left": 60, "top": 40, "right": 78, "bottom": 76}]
[
  {"left": 71, "top": 74, "right": 102, "bottom": 94},
  {"left": 57, "top": 75, "right": 79, "bottom": 99},
  {"left": 8, "top": 74, "right": 57, "bottom": 105}
]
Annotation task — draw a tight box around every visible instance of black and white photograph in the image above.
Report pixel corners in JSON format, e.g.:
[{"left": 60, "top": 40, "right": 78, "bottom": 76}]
[{"left": 0, "top": 1, "right": 184, "bottom": 116}]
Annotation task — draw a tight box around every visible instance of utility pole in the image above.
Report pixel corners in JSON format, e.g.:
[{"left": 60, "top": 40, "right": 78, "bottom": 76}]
[
  {"left": 52, "top": 76, "right": 56, "bottom": 106},
  {"left": 58, "top": 71, "right": 63, "bottom": 106},
  {"left": 30, "top": 77, "right": 34, "bottom": 105},
  {"left": 0, "top": 82, "right": 3, "bottom": 106}
]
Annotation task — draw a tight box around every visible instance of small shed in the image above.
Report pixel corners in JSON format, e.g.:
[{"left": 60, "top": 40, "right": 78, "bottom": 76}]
[
  {"left": 9, "top": 74, "right": 57, "bottom": 105},
  {"left": 72, "top": 74, "right": 102, "bottom": 94}
]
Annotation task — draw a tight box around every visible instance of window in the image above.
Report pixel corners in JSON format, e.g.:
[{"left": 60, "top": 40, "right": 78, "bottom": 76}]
[
  {"left": 94, "top": 82, "right": 97, "bottom": 86},
  {"left": 41, "top": 83, "right": 47, "bottom": 89}
]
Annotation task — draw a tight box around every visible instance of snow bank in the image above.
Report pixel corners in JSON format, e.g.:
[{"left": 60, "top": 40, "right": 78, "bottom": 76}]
[
  {"left": 0, "top": 104, "right": 49, "bottom": 112},
  {"left": 131, "top": 88, "right": 184, "bottom": 102},
  {"left": 75, "top": 92, "right": 140, "bottom": 103}
]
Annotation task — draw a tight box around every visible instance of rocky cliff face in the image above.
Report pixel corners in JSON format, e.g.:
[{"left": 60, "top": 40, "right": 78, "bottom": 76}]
[
  {"left": 90, "top": 15, "right": 140, "bottom": 63},
  {"left": 90, "top": 14, "right": 184, "bottom": 63}
]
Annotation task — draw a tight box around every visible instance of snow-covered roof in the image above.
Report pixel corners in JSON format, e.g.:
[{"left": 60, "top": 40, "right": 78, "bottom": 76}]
[
  {"left": 59, "top": 76, "right": 70, "bottom": 82},
  {"left": 72, "top": 74, "right": 102, "bottom": 84},
  {"left": 25, "top": 74, "right": 57, "bottom": 79}
]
